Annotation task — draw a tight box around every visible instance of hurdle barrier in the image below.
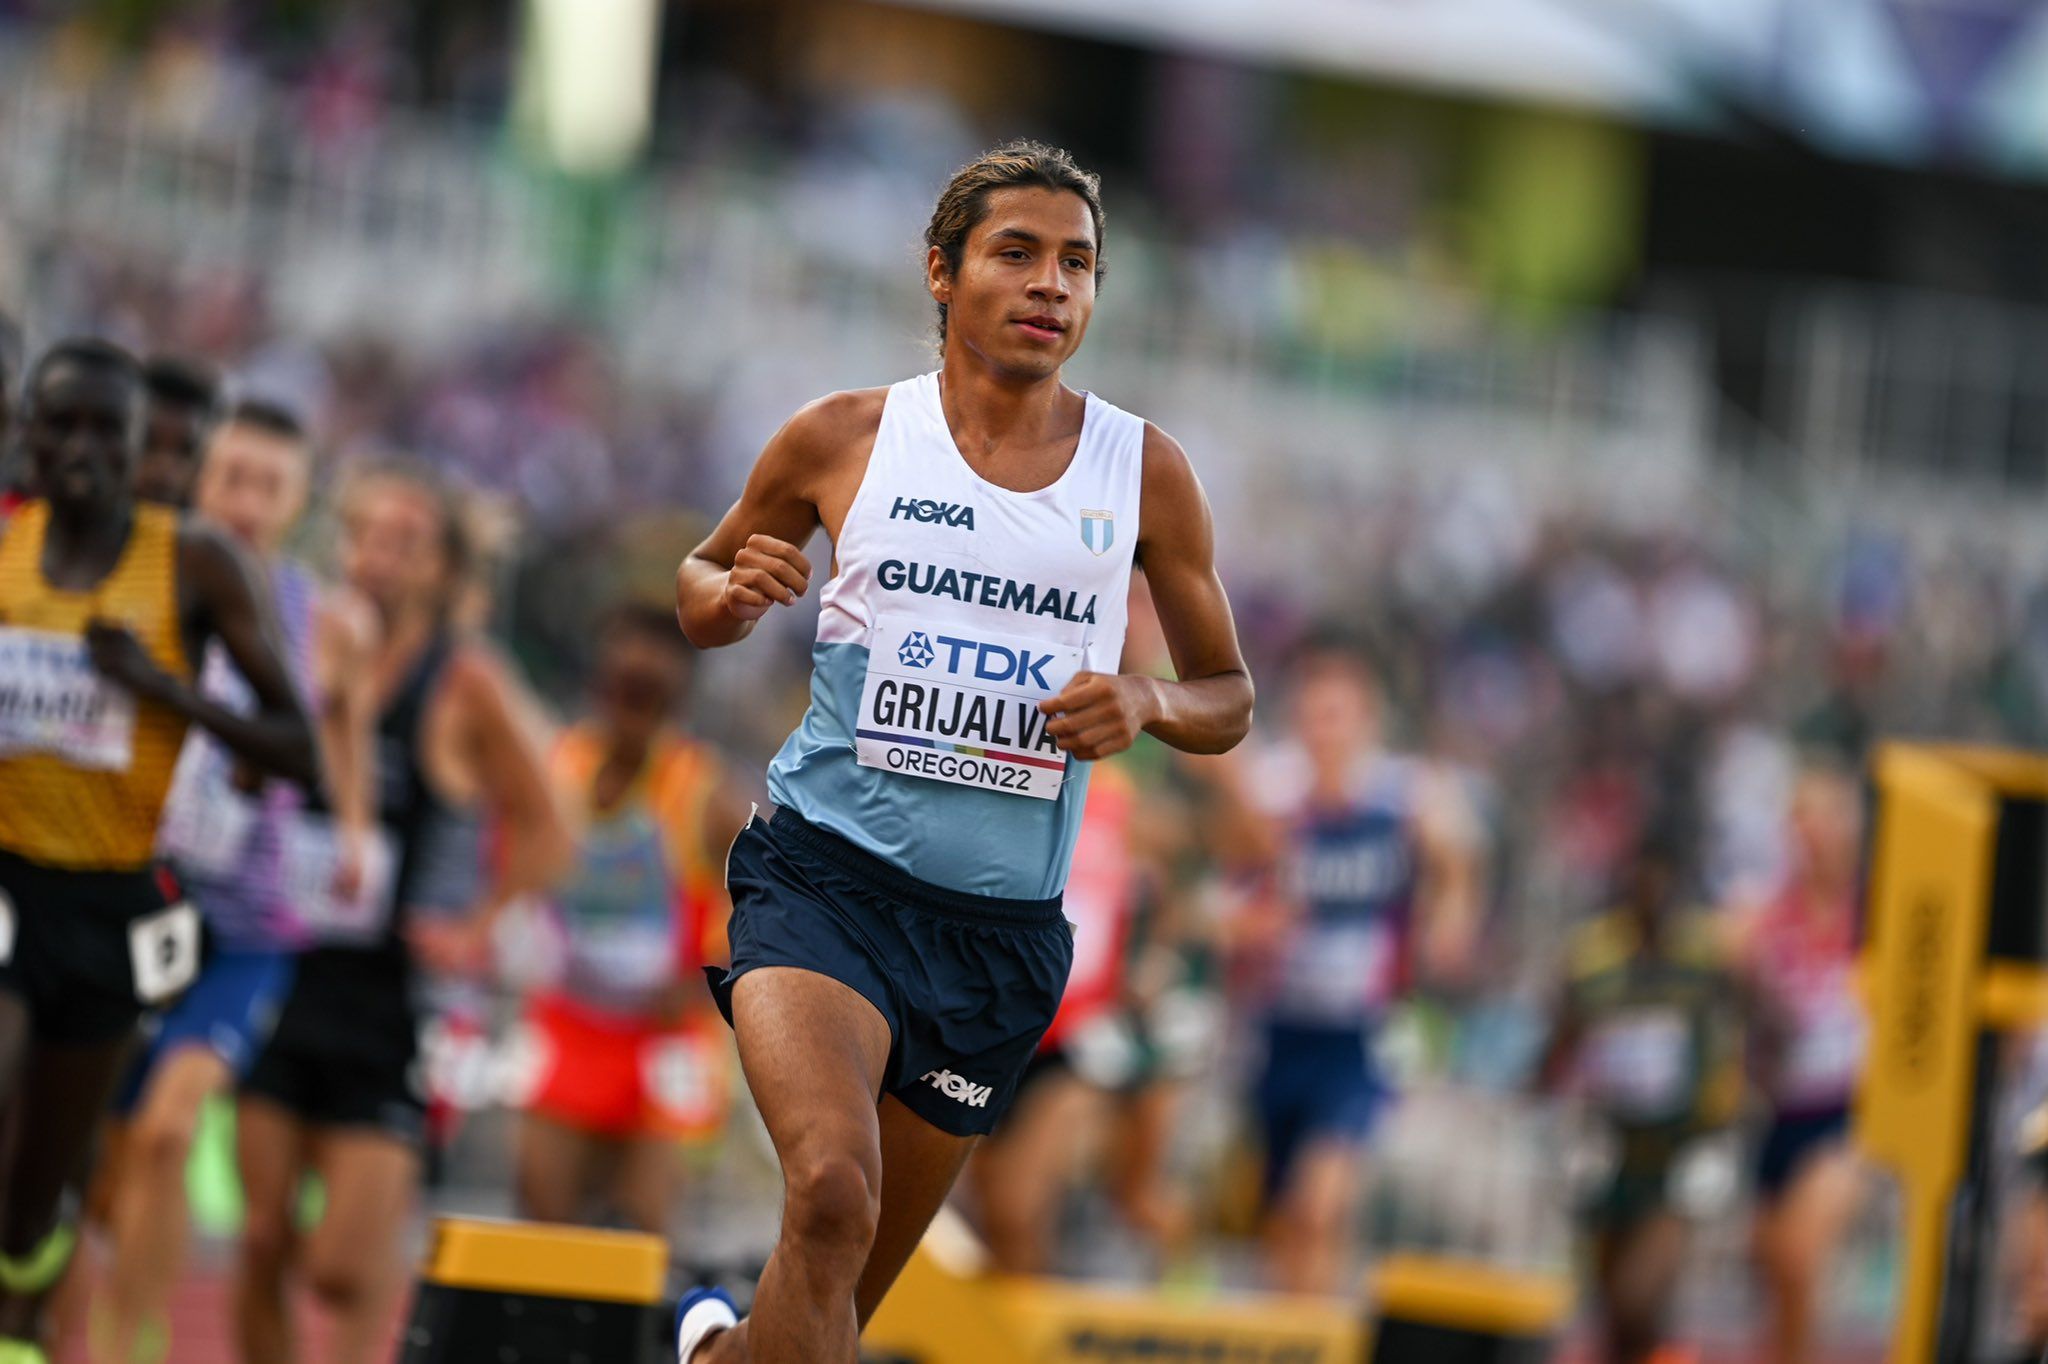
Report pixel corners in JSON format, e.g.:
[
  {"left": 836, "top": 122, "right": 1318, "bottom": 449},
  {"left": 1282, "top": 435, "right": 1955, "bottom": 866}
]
[
  {"left": 398, "top": 1217, "right": 672, "bottom": 1363},
  {"left": 864, "top": 1208, "right": 1570, "bottom": 1363},
  {"left": 1855, "top": 744, "right": 2048, "bottom": 1364}
]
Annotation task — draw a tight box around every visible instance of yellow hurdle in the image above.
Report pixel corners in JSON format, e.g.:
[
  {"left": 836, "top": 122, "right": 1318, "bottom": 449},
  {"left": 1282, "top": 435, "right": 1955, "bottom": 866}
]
[
  {"left": 398, "top": 1217, "right": 670, "bottom": 1363},
  {"left": 1856, "top": 743, "right": 2048, "bottom": 1364},
  {"left": 864, "top": 1209, "right": 1570, "bottom": 1364}
]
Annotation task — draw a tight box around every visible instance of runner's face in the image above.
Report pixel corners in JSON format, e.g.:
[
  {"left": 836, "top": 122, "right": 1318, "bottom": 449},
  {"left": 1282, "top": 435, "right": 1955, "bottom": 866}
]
[
  {"left": 1791, "top": 772, "right": 1861, "bottom": 887},
  {"left": 196, "top": 424, "right": 307, "bottom": 555},
  {"left": 594, "top": 629, "right": 687, "bottom": 744},
  {"left": 340, "top": 481, "right": 449, "bottom": 617},
  {"left": 938, "top": 187, "right": 1097, "bottom": 379},
  {"left": 1293, "top": 664, "right": 1379, "bottom": 765},
  {"left": 26, "top": 363, "right": 141, "bottom": 513},
  {"left": 134, "top": 401, "right": 211, "bottom": 508}
]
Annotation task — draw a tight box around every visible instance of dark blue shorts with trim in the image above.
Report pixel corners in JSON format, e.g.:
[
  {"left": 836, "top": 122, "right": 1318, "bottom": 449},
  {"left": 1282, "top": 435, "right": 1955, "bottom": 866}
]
[{"left": 709, "top": 808, "right": 1072, "bottom": 1138}]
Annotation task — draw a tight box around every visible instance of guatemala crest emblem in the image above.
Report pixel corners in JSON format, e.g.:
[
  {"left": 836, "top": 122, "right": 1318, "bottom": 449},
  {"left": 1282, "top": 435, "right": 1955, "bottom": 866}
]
[{"left": 1079, "top": 509, "right": 1114, "bottom": 556}]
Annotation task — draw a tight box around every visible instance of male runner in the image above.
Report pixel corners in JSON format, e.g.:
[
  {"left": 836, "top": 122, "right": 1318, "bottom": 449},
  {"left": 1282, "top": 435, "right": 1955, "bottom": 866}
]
[
  {"left": 235, "top": 459, "right": 568, "bottom": 1364},
  {"left": 512, "top": 601, "right": 746, "bottom": 1234},
  {"left": 1220, "top": 639, "right": 1478, "bottom": 1295},
  {"left": 1542, "top": 830, "right": 1748, "bottom": 1364},
  {"left": 0, "top": 339, "right": 320, "bottom": 1361},
  {"left": 1734, "top": 763, "right": 1867, "bottom": 1364},
  {"left": 81, "top": 401, "right": 381, "bottom": 1364},
  {"left": 132, "top": 356, "right": 225, "bottom": 510},
  {"left": 672, "top": 139, "right": 1252, "bottom": 1363}
]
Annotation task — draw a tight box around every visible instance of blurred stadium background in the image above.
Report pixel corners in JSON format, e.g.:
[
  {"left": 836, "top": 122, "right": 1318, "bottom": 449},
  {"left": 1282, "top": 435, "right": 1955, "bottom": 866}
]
[{"left": 12, "top": 0, "right": 2048, "bottom": 1359}]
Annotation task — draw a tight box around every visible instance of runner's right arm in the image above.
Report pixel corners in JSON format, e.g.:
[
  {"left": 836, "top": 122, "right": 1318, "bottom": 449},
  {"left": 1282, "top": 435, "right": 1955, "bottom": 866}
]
[{"left": 675, "top": 396, "right": 871, "bottom": 648}]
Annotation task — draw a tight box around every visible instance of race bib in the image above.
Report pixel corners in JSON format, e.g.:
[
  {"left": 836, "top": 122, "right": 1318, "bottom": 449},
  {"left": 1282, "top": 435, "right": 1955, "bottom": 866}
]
[
  {"left": 1280, "top": 919, "right": 1396, "bottom": 1020},
  {"left": 855, "top": 613, "right": 1079, "bottom": 800},
  {"left": 280, "top": 816, "right": 397, "bottom": 944},
  {"left": 570, "top": 923, "right": 676, "bottom": 1000},
  {"left": 158, "top": 749, "right": 260, "bottom": 877},
  {"left": 643, "top": 1030, "right": 727, "bottom": 1132},
  {"left": 1782, "top": 990, "right": 1866, "bottom": 1102},
  {"left": 1586, "top": 1007, "right": 1692, "bottom": 1121},
  {"left": 0, "top": 628, "right": 137, "bottom": 770},
  {"left": 128, "top": 902, "right": 201, "bottom": 1003}
]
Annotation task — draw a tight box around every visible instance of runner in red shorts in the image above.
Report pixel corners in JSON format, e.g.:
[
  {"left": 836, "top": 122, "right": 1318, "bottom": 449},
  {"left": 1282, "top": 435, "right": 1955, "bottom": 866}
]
[{"left": 511, "top": 602, "right": 749, "bottom": 1233}]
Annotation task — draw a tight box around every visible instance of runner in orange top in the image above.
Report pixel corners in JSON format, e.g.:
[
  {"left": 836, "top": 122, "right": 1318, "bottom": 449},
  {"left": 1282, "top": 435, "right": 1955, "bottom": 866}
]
[{"left": 512, "top": 602, "right": 749, "bottom": 1235}]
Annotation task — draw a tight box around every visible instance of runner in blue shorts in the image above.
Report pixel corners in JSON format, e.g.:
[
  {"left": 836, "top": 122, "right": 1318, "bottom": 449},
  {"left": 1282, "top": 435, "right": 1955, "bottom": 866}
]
[
  {"left": 1218, "top": 638, "right": 1478, "bottom": 1295},
  {"left": 671, "top": 140, "right": 1253, "bottom": 1363},
  {"left": 76, "top": 401, "right": 382, "bottom": 1364}
]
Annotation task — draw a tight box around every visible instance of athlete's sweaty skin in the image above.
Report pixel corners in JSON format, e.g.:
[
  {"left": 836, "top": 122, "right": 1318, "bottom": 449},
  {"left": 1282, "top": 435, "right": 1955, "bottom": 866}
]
[{"left": 675, "top": 181, "right": 1251, "bottom": 1364}]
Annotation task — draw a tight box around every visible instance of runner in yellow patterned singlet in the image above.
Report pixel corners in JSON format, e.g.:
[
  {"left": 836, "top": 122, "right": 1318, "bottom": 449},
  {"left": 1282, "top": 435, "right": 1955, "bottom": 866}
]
[{"left": 0, "top": 339, "right": 319, "bottom": 1363}]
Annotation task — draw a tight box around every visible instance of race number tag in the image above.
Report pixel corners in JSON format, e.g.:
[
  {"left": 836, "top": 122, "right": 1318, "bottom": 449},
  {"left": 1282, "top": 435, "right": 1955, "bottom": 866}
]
[
  {"left": 1585, "top": 1007, "right": 1691, "bottom": 1121},
  {"left": 157, "top": 746, "right": 259, "bottom": 877},
  {"left": 128, "top": 902, "right": 201, "bottom": 1003},
  {"left": 1782, "top": 989, "right": 1866, "bottom": 1102},
  {"left": 0, "top": 628, "right": 137, "bottom": 770},
  {"left": 1280, "top": 920, "right": 1397, "bottom": 1021},
  {"left": 851, "top": 614, "right": 1081, "bottom": 798},
  {"left": 855, "top": 614, "right": 1079, "bottom": 800},
  {"left": 279, "top": 816, "right": 397, "bottom": 945}
]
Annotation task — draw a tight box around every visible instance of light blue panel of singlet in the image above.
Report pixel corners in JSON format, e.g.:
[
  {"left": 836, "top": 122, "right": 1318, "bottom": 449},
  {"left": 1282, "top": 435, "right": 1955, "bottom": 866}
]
[{"left": 766, "top": 640, "right": 1092, "bottom": 900}]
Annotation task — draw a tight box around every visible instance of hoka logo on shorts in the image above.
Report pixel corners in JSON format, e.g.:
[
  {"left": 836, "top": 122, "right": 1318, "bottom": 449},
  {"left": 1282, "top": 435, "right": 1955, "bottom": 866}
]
[
  {"left": 921, "top": 1068, "right": 992, "bottom": 1108},
  {"left": 890, "top": 496, "right": 975, "bottom": 530}
]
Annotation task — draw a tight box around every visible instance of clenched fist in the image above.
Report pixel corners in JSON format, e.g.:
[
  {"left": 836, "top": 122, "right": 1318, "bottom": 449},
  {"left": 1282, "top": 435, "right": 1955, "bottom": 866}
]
[
  {"left": 1039, "top": 671, "right": 1160, "bottom": 761},
  {"left": 723, "top": 534, "right": 812, "bottom": 621}
]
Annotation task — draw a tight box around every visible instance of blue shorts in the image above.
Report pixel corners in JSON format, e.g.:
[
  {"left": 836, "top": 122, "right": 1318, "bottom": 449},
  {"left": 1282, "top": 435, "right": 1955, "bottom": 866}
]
[
  {"left": 1754, "top": 1105, "right": 1851, "bottom": 1200},
  {"left": 1252, "top": 1020, "right": 1392, "bottom": 1200},
  {"left": 117, "top": 945, "right": 295, "bottom": 1115},
  {"left": 709, "top": 809, "right": 1073, "bottom": 1138}
]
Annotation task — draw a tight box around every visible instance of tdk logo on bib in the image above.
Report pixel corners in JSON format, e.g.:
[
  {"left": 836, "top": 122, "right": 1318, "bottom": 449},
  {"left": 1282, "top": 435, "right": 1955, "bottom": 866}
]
[
  {"left": 890, "top": 496, "right": 975, "bottom": 530},
  {"left": 920, "top": 633, "right": 1056, "bottom": 689},
  {"left": 895, "top": 627, "right": 1055, "bottom": 686}
]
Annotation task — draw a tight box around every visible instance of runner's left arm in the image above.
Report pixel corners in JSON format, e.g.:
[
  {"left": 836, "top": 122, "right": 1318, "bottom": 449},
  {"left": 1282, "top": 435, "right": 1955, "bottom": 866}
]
[
  {"left": 87, "top": 522, "right": 320, "bottom": 789},
  {"left": 1412, "top": 766, "right": 1484, "bottom": 984},
  {"left": 312, "top": 585, "right": 381, "bottom": 883},
  {"left": 406, "top": 648, "right": 573, "bottom": 976},
  {"left": 1041, "top": 425, "right": 1253, "bottom": 760}
]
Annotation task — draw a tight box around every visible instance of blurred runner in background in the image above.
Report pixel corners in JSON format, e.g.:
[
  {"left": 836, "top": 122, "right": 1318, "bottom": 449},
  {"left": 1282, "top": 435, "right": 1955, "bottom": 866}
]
[
  {"left": 1543, "top": 829, "right": 1748, "bottom": 1364},
  {"left": 1220, "top": 637, "right": 1480, "bottom": 1296},
  {"left": 510, "top": 600, "right": 746, "bottom": 1235},
  {"left": 0, "top": 340, "right": 319, "bottom": 1363},
  {"left": 77, "top": 400, "right": 381, "bottom": 1364},
  {"left": 234, "top": 461, "right": 568, "bottom": 1364},
  {"left": 967, "top": 758, "right": 1147, "bottom": 1275},
  {"left": 132, "top": 357, "right": 224, "bottom": 511},
  {"left": 1733, "top": 763, "right": 1867, "bottom": 1364}
]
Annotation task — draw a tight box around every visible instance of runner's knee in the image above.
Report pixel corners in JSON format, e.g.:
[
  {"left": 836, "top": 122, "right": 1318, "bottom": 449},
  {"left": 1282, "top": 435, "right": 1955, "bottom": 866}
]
[
  {"left": 239, "top": 1205, "right": 296, "bottom": 1274},
  {"left": 131, "top": 1106, "right": 201, "bottom": 1178},
  {"left": 304, "top": 1248, "right": 381, "bottom": 1313},
  {"left": 782, "top": 1148, "right": 880, "bottom": 1257}
]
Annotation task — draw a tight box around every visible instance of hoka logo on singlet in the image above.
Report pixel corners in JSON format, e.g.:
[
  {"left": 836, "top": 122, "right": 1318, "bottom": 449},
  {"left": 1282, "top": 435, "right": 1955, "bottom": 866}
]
[
  {"left": 890, "top": 497, "right": 975, "bottom": 530},
  {"left": 877, "top": 559, "right": 1097, "bottom": 625}
]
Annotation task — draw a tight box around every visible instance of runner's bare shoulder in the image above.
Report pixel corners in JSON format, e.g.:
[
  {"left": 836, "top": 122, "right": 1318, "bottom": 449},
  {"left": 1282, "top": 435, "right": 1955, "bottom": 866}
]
[{"left": 763, "top": 387, "right": 890, "bottom": 487}]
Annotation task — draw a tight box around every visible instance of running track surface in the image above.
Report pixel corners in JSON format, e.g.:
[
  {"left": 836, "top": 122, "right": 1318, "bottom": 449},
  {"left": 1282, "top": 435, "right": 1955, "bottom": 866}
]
[{"left": 47, "top": 1266, "right": 1886, "bottom": 1364}]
